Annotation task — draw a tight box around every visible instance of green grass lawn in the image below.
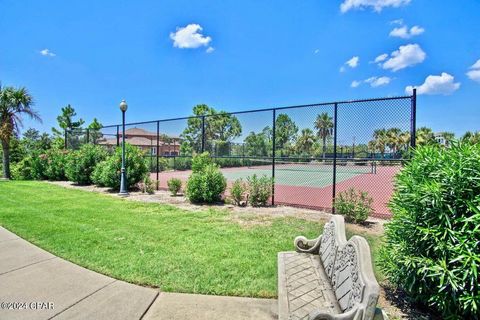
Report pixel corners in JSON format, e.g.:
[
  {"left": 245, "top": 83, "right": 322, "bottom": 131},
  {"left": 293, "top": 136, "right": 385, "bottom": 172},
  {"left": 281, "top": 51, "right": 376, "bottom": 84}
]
[{"left": 0, "top": 181, "right": 383, "bottom": 298}]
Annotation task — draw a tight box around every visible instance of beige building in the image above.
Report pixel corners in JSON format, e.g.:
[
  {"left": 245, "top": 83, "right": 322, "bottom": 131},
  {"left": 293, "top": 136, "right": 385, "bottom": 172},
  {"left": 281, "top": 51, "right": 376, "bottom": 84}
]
[{"left": 98, "top": 127, "right": 181, "bottom": 156}]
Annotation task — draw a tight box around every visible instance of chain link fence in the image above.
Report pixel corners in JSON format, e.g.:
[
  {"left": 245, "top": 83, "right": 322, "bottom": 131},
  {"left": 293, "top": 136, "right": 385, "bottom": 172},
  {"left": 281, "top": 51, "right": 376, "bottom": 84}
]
[{"left": 66, "top": 93, "right": 416, "bottom": 217}]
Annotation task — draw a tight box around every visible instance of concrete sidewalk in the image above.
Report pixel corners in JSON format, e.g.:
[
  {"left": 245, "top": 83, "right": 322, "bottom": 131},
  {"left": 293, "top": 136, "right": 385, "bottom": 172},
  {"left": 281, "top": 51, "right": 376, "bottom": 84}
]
[
  {"left": 0, "top": 226, "right": 158, "bottom": 320},
  {"left": 0, "top": 226, "right": 277, "bottom": 320}
]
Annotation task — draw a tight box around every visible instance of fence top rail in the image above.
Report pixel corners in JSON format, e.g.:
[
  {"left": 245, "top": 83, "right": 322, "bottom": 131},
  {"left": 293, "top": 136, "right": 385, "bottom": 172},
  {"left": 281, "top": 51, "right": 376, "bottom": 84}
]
[{"left": 96, "top": 94, "right": 413, "bottom": 130}]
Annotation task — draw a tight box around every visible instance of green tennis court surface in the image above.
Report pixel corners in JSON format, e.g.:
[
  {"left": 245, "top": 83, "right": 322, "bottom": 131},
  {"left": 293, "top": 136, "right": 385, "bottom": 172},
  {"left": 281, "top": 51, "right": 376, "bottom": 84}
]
[{"left": 220, "top": 162, "right": 375, "bottom": 188}]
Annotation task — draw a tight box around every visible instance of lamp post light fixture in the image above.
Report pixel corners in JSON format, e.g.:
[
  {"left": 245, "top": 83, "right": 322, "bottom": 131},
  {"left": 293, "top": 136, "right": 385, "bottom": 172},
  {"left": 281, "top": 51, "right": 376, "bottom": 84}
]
[{"left": 119, "top": 99, "right": 129, "bottom": 196}]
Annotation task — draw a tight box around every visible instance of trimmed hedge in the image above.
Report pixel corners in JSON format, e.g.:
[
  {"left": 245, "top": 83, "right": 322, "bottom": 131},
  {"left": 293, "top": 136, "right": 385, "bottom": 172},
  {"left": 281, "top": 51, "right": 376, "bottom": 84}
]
[{"left": 65, "top": 144, "right": 108, "bottom": 185}]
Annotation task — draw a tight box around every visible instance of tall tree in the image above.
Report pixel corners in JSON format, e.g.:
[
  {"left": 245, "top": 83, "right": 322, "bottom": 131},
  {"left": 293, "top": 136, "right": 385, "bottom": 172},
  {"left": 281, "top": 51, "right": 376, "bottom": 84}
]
[
  {"left": 244, "top": 131, "right": 268, "bottom": 157},
  {"left": 296, "top": 128, "right": 316, "bottom": 155},
  {"left": 386, "top": 128, "right": 402, "bottom": 154},
  {"left": 181, "top": 104, "right": 242, "bottom": 153},
  {"left": 52, "top": 104, "right": 84, "bottom": 136},
  {"left": 87, "top": 118, "right": 103, "bottom": 144},
  {"left": 314, "top": 112, "right": 333, "bottom": 159},
  {"left": 275, "top": 113, "right": 298, "bottom": 156},
  {"left": 461, "top": 131, "right": 480, "bottom": 144},
  {"left": 0, "top": 85, "right": 40, "bottom": 179},
  {"left": 416, "top": 127, "right": 435, "bottom": 146},
  {"left": 372, "top": 129, "right": 387, "bottom": 158}
]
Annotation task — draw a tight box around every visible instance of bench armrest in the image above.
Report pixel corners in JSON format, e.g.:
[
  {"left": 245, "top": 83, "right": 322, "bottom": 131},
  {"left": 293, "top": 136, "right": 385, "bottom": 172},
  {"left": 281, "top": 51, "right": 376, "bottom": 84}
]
[{"left": 294, "top": 235, "right": 322, "bottom": 254}]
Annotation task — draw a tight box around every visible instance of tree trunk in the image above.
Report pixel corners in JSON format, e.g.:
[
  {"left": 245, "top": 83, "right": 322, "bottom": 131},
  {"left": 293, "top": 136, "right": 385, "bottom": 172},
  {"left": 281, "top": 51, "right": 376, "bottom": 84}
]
[{"left": 1, "top": 140, "right": 11, "bottom": 179}]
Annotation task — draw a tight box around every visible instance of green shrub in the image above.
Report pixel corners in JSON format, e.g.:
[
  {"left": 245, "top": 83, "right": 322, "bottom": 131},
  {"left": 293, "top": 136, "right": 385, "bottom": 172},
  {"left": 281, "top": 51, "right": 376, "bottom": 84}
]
[
  {"left": 334, "top": 188, "right": 373, "bottom": 224},
  {"left": 172, "top": 157, "right": 192, "bottom": 170},
  {"left": 191, "top": 152, "right": 212, "bottom": 173},
  {"left": 379, "top": 142, "right": 480, "bottom": 319},
  {"left": 91, "top": 144, "right": 148, "bottom": 190},
  {"left": 141, "top": 176, "right": 156, "bottom": 194},
  {"left": 186, "top": 163, "right": 226, "bottom": 203},
  {"left": 11, "top": 156, "right": 35, "bottom": 180},
  {"left": 230, "top": 178, "right": 248, "bottom": 206},
  {"left": 65, "top": 144, "right": 108, "bottom": 185},
  {"left": 43, "top": 148, "right": 69, "bottom": 181},
  {"left": 247, "top": 174, "right": 273, "bottom": 207},
  {"left": 167, "top": 178, "right": 182, "bottom": 196}
]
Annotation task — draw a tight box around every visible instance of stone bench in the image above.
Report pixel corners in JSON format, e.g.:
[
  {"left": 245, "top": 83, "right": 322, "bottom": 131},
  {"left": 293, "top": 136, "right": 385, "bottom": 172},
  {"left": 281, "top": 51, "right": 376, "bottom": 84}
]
[{"left": 277, "top": 215, "right": 383, "bottom": 320}]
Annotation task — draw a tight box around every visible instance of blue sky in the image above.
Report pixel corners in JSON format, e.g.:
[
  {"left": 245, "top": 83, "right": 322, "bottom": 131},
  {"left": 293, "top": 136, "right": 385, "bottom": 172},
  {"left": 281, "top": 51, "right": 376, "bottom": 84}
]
[{"left": 1, "top": 0, "right": 479, "bottom": 138}]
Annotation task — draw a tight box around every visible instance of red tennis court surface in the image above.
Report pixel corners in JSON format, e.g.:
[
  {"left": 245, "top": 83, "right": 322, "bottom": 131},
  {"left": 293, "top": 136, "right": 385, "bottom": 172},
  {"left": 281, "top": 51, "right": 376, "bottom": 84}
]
[{"left": 153, "top": 165, "right": 400, "bottom": 219}]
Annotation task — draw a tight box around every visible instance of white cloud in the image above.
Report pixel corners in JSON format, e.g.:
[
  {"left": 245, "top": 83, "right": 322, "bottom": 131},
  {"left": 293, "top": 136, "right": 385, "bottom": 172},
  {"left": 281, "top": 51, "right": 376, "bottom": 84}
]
[
  {"left": 365, "top": 76, "right": 392, "bottom": 87},
  {"left": 170, "top": 24, "right": 212, "bottom": 49},
  {"left": 351, "top": 80, "right": 361, "bottom": 88},
  {"left": 390, "top": 18, "right": 404, "bottom": 25},
  {"left": 374, "top": 53, "right": 388, "bottom": 63},
  {"left": 340, "top": 56, "right": 359, "bottom": 72},
  {"left": 206, "top": 46, "right": 215, "bottom": 53},
  {"left": 471, "top": 59, "right": 480, "bottom": 70},
  {"left": 466, "top": 59, "right": 480, "bottom": 83},
  {"left": 314, "top": 49, "right": 320, "bottom": 54},
  {"left": 410, "top": 26, "right": 425, "bottom": 36},
  {"left": 405, "top": 73, "right": 460, "bottom": 95},
  {"left": 40, "top": 49, "right": 56, "bottom": 57},
  {"left": 382, "top": 44, "right": 426, "bottom": 72},
  {"left": 340, "top": 0, "right": 411, "bottom": 13},
  {"left": 389, "top": 25, "right": 424, "bottom": 39},
  {"left": 467, "top": 69, "right": 480, "bottom": 82},
  {"left": 351, "top": 76, "right": 392, "bottom": 88},
  {"left": 346, "top": 56, "right": 360, "bottom": 68}
]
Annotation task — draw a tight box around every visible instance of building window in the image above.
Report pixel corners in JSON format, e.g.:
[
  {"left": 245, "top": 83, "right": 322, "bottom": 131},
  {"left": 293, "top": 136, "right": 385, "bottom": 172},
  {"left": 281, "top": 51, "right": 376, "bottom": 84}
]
[{"left": 151, "top": 147, "right": 156, "bottom": 155}]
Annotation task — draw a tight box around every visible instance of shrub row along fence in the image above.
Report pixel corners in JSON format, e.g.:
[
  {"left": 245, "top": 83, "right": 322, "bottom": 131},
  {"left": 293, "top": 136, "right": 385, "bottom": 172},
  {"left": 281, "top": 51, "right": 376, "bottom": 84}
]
[{"left": 66, "top": 93, "right": 416, "bottom": 218}]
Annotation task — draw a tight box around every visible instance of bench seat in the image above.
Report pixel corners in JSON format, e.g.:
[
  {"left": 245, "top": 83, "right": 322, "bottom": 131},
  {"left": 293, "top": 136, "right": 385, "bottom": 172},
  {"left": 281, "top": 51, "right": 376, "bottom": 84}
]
[
  {"left": 277, "top": 215, "right": 384, "bottom": 320},
  {"left": 278, "top": 252, "right": 341, "bottom": 319}
]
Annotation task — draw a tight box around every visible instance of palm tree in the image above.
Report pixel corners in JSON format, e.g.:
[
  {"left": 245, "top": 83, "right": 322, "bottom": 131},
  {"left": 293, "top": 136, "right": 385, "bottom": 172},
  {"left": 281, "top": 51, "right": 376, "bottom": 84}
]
[
  {"left": 0, "top": 85, "right": 40, "bottom": 179},
  {"left": 296, "top": 128, "right": 316, "bottom": 155},
  {"left": 314, "top": 112, "right": 334, "bottom": 159},
  {"left": 386, "top": 128, "right": 402, "bottom": 155},
  {"left": 398, "top": 131, "right": 411, "bottom": 151},
  {"left": 416, "top": 127, "right": 435, "bottom": 146},
  {"left": 373, "top": 129, "right": 387, "bottom": 158},
  {"left": 462, "top": 131, "right": 480, "bottom": 144}
]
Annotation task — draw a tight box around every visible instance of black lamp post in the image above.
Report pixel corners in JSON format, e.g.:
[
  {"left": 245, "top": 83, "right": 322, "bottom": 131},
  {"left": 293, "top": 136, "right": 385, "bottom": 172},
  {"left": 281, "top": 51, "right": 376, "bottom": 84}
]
[{"left": 119, "top": 100, "right": 129, "bottom": 196}]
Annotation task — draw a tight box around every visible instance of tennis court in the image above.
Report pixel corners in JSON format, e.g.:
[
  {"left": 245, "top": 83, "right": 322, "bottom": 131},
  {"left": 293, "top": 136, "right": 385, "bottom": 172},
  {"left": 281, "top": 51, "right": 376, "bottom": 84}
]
[
  {"left": 219, "top": 160, "right": 376, "bottom": 188},
  {"left": 155, "top": 159, "right": 399, "bottom": 218}
]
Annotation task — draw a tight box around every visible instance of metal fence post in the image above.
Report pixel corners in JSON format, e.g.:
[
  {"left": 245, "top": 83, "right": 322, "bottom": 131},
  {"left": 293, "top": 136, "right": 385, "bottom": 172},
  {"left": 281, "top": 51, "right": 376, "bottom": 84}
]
[
  {"left": 86, "top": 129, "right": 90, "bottom": 144},
  {"left": 156, "top": 121, "right": 160, "bottom": 189},
  {"left": 410, "top": 88, "right": 417, "bottom": 149},
  {"left": 201, "top": 116, "right": 206, "bottom": 153},
  {"left": 332, "top": 103, "right": 338, "bottom": 214},
  {"left": 116, "top": 125, "right": 120, "bottom": 147},
  {"left": 272, "top": 109, "right": 276, "bottom": 206}
]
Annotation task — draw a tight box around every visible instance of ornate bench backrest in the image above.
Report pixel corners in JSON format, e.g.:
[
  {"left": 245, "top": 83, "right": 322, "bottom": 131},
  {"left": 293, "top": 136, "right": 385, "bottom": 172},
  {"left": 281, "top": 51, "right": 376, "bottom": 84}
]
[
  {"left": 319, "top": 215, "right": 347, "bottom": 281},
  {"left": 331, "top": 236, "right": 380, "bottom": 320}
]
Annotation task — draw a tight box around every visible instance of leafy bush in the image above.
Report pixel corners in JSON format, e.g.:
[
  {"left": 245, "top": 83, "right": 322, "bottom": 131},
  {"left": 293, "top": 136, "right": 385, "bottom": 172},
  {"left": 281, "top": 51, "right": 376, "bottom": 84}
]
[
  {"left": 92, "top": 144, "right": 148, "bottom": 190},
  {"left": 247, "top": 174, "right": 273, "bottom": 206},
  {"left": 186, "top": 163, "right": 226, "bottom": 203},
  {"left": 191, "top": 152, "right": 212, "bottom": 173},
  {"left": 141, "top": 176, "right": 156, "bottom": 194},
  {"left": 167, "top": 178, "right": 182, "bottom": 196},
  {"left": 230, "top": 178, "right": 248, "bottom": 206},
  {"left": 41, "top": 148, "right": 69, "bottom": 181},
  {"left": 334, "top": 188, "right": 373, "bottom": 224},
  {"left": 172, "top": 157, "right": 192, "bottom": 170},
  {"left": 65, "top": 144, "right": 108, "bottom": 185},
  {"left": 379, "top": 142, "right": 480, "bottom": 319},
  {"left": 11, "top": 156, "right": 36, "bottom": 180}
]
